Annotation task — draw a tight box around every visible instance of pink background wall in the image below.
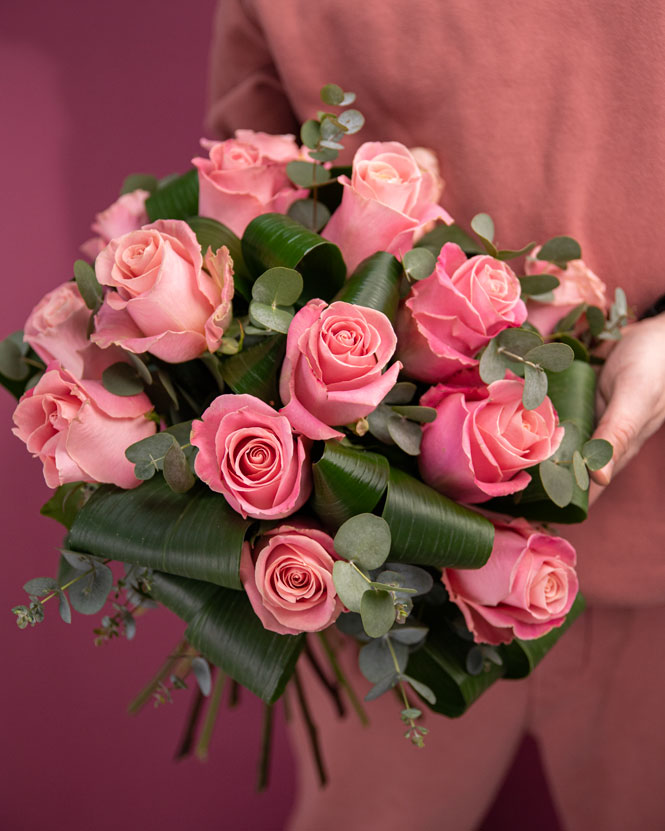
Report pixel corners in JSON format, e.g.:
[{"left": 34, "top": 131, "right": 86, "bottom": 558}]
[{"left": 1, "top": 2, "right": 559, "bottom": 828}]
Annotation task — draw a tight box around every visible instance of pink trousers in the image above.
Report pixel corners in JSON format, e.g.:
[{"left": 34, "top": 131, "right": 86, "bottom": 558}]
[{"left": 287, "top": 605, "right": 665, "bottom": 830}]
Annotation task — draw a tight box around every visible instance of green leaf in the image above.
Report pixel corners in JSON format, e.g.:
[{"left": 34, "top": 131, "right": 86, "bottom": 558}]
[
  {"left": 586, "top": 305, "right": 606, "bottom": 337},
  {"left": 40, "top": 483, "right": 90, "bottom": 529},
  {"left": 416, "top": 222, "right": 484, "bottom": 257},
  {"left": 126, "top": 432, "right": 178, "bottom": 480},
  {"left": 389, "top": 405, "right": 437, "bottom": 424},
  {"left": 381, "top": 563, "right": 433, "bottom": 596},
  {"left": 525, "top": 342, "right": 575, "bottom": 372},
  {"left": 382, "top": 382, "right": 417, "bottom": 405},
  {"left": 150, "top": 572, "right": 303, "bottom": 703},
  {"left": 332, "top": 561, "right": 368, "bottom": 613},
  {"left": 500, "top": 593, "right": 586, "bottom": 678},
  {"left": 334, "top": 251, "right": 402, "bottom": 320},
  {"left": 365, "top": 673, "right": 398, "bottom": 701},
  {"left": 359, "top": 638, "right": 406, "bottom": 682},
  {"left": 0, "top": 333, "right": 29, "bottom": 382},
  {"left": 311, "top": 441, "right": 389, "bottom": 530},
  {"left": 401, "top": 675, "right": 437, "bottom": 706},
  {"left": 222, "top": 335, "right": 285, "bottom": 405},
  {"left": 389, "top": 625, "right": 429, "bottom": 645},
  {"left": 252, "top": 267, "right": 303, "bottom": 306},
  {"left": 497, "top": 328, "right": 543, "bottom": 357},
  {"left": 496, "top": 242, "right": 537, "bottom": 260},
  {"left": 120, "top": 173, "right": 158, "bottom": 195},
  {"left": 552, "top": 420, "right": 582, "bottom": 463},
  {"left": 334, "top": 513, "right": 392, "bottom": 570},
  {"left": 522, "top": 364, "right": 548, "bottom": 410},
  {"left": 537, "top": 236, "right": 582, "bottom": 266},
  {"left": 572, "top": 450, "right": 590, "bottom": 490},
  {"left": 73, "top": 259, "right": 103, "bottom": 310},
  {"left": 479, "top": 339, "right": 508, "bottom": 384},
  {"left": 163, "top": 443, "right": 195, "bottom": 493},
  {"left": 249, "top": 301, "right": 294, "bottom": 333},
  {"left": 308, "top": 147, "right": 339, "bottom": 163},
  {"left": 387, "top": 415, "right": 422, "bottom": 455},
  {"left": 382, "top": 468, "right": 495, "bottom": 568},
  {"left": 539, "top": 460, "right": 574, "bottom": 507},
  {"left": 68, "top": 477, "right": 250, "bottom": 589},
  {"left": 361, "top": 590, "right": 395, "bottom": 638},
  {"left": 187, "top": 215, "right": 253, "bottom": 301},
  {"left": 300, "top": 119, "right": 321, "bottom": 149},
  {"left": 67, "top": 561, "right": 113, "bottom": 615},
  {"left": 366, "top": 404, "right": 395, "bottom": 444},
  {"left": 58, "top": 591, "right": 72, "bottom": 624},
  {"left": 23, "top": 577, "right": 58, "bottom": 596},
  {"left": 552, "top": 334, "right": 590, "bottom": 362},
  {"left": 582, "top": 438, "right": 614, "bottom": 471},
  {"left": 191, "top": 656, "right": 212, "bottom": 696},
  {"left": 286, "top": 160, "right": 331, "bottom": 188},
  {"left": 470, "top": 213, "right": 498, "bottom": 255},
  {"left": 101, "top": 362, "right": 144, "bottom": 396},
  {"left": 402, "top": 248, "right": 436, "bottom": 281},
  {"left": 337, "top": 109, "right": 365, "bottom": 134},
  {"left": 287, "top": 198, "right": 331, "bottom": 232},
  {"left": 320, "top": 83, "right": 345, "bottom": 105},
  {"left": 519, "top": 274, "right": 560, "bottom": 296},
  {"left": 553, "top": 303, "right": 586, "bottom": 333},
  {"left": 242, "top": 213, "right": 346, "bottom": 303},
  {"left": 145, "top": 169, "right": 199, "bottom": 221}
]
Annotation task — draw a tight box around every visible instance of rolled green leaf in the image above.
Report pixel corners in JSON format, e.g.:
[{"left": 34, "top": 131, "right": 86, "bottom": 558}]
[
  {"left": 382, "top": 468, "right": 494, "bottom": 568},
  {"left": 67, "top": 477, "right": 250, "bottom": 589},
  {"left": 145, "top": 169, "right": 199, "bottom": 221},
  {"left": 311, "top": 441, "right": 390, "bottom": 530},
  {"left": 150, "top": 572, "right": 304, "bottom": 702},
  {"left": 241, "top": 213, "right": 346, "bottom": 302},
  {"left": 221, "top": 335, "right": 285, "bottom": 405},
  {"left": 500, "top": 593, "right": 586, "bottom": 678},
  {"left": 187, "top": 216, "right": 252, "bottom": 300},
  {"left": 334, "top": 252, "right": 402, "bottom": 320}
]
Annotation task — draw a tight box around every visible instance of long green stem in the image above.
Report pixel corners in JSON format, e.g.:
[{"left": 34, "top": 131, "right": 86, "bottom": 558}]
[
  {"left": 256, "top": 703, "right": 274, "bottom": 792},
  {"left": 195, "top": 669, "right": 226, "bottom": 761},
  {"left": 317, "top": 631, "right": 369, "bottom": 726},
  {"left": 292, "top": 668, "right": 327, "bottom": 787}
]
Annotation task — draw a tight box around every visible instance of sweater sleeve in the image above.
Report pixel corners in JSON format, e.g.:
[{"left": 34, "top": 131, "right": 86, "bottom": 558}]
[{"left": 205, "top": 0, "right": 299, "bottom": 138}]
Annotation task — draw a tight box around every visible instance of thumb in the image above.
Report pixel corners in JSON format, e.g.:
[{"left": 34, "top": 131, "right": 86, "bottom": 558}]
[{"left": 589, "top": 402, "right": 639, "bottom": 486}]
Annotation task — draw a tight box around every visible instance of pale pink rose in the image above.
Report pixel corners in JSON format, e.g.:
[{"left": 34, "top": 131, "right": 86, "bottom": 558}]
[
  {"left": 12, "top": 362, "right": 155, "bottom": 489},
  {"left": 24, "top": 281, "right": 126, "bottom": 379},
  {"left": 279, "top": 299, "right": 402, "bottom": 440},
  {"left": 419, "top": 378, "right": 564, "bottom": 504},
  {"left": 323, "top": 141, "right": 453, "bottom": 273},
  {"left": 397, "top": 243, "right": 527, "bottom": 383},
  {"left": 525, "top": 248, "right": 609, "bottom": 335},
  {"left": 192, "top": 131, "right": 305, "bottom": 237},
  {"left": 91, "top": 220, "right": 234, "bottom": 362},
  {"left": 191, "top": 393, "right": 311, "bottom": 520},
  {"left": 409, "top": 146, "right": 445, "bottom": 203},
  {"left": 443, "top": 517, "right": 579, "bottom": 645},
  {"left": 240, "top": 523, "right": 343, "bottom": 635},
  {"left": 80, "top": 189, "right": 149, "bottom": 260}
]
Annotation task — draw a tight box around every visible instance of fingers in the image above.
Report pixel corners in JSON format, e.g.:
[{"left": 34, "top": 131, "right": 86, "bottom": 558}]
[{"left": 589, "top": 398, "right": 640, "bottom": 485}]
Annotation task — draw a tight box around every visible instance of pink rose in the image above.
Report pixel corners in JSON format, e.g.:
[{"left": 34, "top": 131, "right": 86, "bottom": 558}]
[
  {"left": 12, "top": 362, "right": 155, "bottom": 489},
  {"left": 279, "top": 299, "right": 402, "bottom": 440},
  {"left": 524, "top": 248, "right": 609, "bottom": 335},
  {"left": 419, "top": 378, "right": 564, "bottom": 503},
  {"left": 80, "top": 189, "right": 149, "bottom": 260},
  {"left": 323, "top": 141, "right": 453, "bottom": 273},
  {"left": 397, "top": 243, "right": 527, "bottom": 383},
  {"left": 91, "top": 220, "right": 234, "bottom": 363},
  {"left": 24, "top": 281, "right": 126, "bottom": 379},
  {"left": 192, "top": 131, "right": 305, "bottom": 237},
  {"left": 240, "top": 524, "right": 342, "bottom": 635},
  {"left": 191, "top": 393, "right": 311, "bottom": 520},
  {"left": 443, "top": 517, "right": 579, "bottom": 645}
]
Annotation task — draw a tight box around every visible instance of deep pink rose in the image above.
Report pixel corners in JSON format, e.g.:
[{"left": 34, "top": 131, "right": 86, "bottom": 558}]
[
  {"left": 80, "top": 189, "right": 149, "bottom": 260},
  {"left": 443, "top": 517, "right": 579, "bottom": 645},
  {"left": 397, "top": 243, "right": 527, "bottom": 383},
  {"left": 191, "top": 394, "right": 311, "bottom": 520},
  {"left": 192, "top": 131, "right": 305, "bottom": 237},
  {"left": 240, "top": 524, "right": 342, "bottom": 635},
  {"left": 12, "top": 363, "right": 155, "bottom": 489},
  {"left": 24, "top": 281, "right": 126, "bottom": 379},
  {"left": 279, "top": 299, "right": 401, "bottom": 440},
  {"left": 525, "top": 248, "right": 609, "bottom": 335},
  {"left": 419, "top": 378, "right": 564, "bottom": 503},
  {"left": 92, "top": 220, "right": 234, "bottom": 362},
  {"left": 323, "top": 141, "right": 453, "bottom": 273}
]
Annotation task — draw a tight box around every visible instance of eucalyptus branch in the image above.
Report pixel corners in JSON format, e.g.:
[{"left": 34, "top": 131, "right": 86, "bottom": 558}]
[
  {"left": 317, "top": 631, "right": 369, "bottom": 726},
  {"left": 497, "top": 346, "right": 543, "bottom": 371}
]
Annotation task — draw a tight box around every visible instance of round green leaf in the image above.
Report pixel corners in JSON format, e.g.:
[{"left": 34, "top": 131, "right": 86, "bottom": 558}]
[
  {"left": 553, "top": 303, "right": 586, "bottom": 333},
  {"left": 287, "top": 198, "right": 331, "bottom": 232},
  {"left": 334, "top": 513, "right": 392, "bottom": 570},
  {"left": 367, "top": 404, "right": 394, "bottom": 444},
  {"left": 309, "top": 147, "right": 339, "bottom": 163},
  {"left": 163, "top": 443, "right": 195, "bottom": 493},
  {"left": 0, "top": 335, "right": 29, "bottom": 381},
  {"left": 403, "top": 247, "right": 436, "bottom": 281},
  {"left": 470, "top": 212, "right": 495, "bottom": 244},
  {"left": 332, "top": 560, "right": 369, "bottom": 613},
  {"left": 497, "top": 328, "right": 543, "bottom": 357},
  {"left": 380, "top": 563, "right": 433, "bottom": 596},
  {"left": 389, "top": 625, "right": 429, "bottom": 645},
  {"left": 525, "top": 342, "right": 575, "bottom": 372},
  {"left": 552, "top": 334, "right": 590, "bottom": 362},
  {"left": 539, "top": 460, "right": 574, "bottom": 508},
  {"left": 23, "top": 577, "right": 58, "bottom": 596},
  {"left": 300, "top": 119, "right": 321, "bottom": 149},
  {"left": 101, "top": 362, "right": 144, "bottom": 396},
  {"left": 361, "top": 590, "right": 395, "bottom": 638},
  {"left": 73, "top": 259, "right": 103, "bottom": 310},
  {"left": 582, "top": 438, "right": 614, "bottom": 471},
  {"left": 120, "top": 173, "right": 158, "bottom": 195},
  {"left": 552, "top": 420, "right": 582, "bottom": 463},
  {"left": 519, "top": 274, "right": 560, "bottom": 296},
  {"left": 126, "top": 432, "right": 179, "bottom": 480},
  {"left": 286, "top": 160, "right": 331, "bottom": 188},
  {"left": 572, "top": 450, "right": 590, "bottom": 490},
  {"left": 338, "top": 109, "right": 365, "bottom": 135},
  {"left": 68, "top": 562, "right": 113, "bottom": 615},
  {"left": 249, "top": 301, "right": 294, "bottom": 334},
  {"left": 522, "top": 364, "right": 548, "bottom": 410},
  {"left": 382, "top": 382, "right": 417, "bottom": 405},
  {"left": 365, "top": 673, "right": 398, "bottom": 701},
  {"left": 479, "top": 339, "right": 508, "bottom": 384},
  {"left": 387, "top": 414, "right": 423, "bottom": 455},
  {"left": 359, "top": 638, "right": 406, "bottom": 682},
  {"left": 496, "top": 242, "right": 536, "bottom": 260},
  {"left": 320, "top": 83, "right": 345, "bottom": 105},
  {"left": 586, "top": 305, "right": 606, "bottom": 336},
  {"left": 252, "top": 267, "right": 303, "bottom": 306},
  {"left": 401, "top": 674, "right": 437, "bottom": 706},
  {"left": 537, "top": 236, "right": 582, "bottom": 266},
  {"left": 390, "top": 405, "right": 437, "bottom": 424}
]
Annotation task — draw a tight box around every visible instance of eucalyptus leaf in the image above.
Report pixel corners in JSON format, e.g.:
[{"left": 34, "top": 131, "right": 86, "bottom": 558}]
[
  {"left": 101, "top": 362, "right": 144, "bottom": 396},
  {"left": 0, "top": 332, "right": 29, "bottom": 381},
  {"left": 539, "top": 460, "right": 574, "bottom": 507},
  {"left": 522, "top": 364, "right": 548, "bottom": 410},
  {"left": 309, "top": 147, "right": 339, "bottom": 163},
  {"left": 365, "top": 673, "right": 398, "bottom": 701},
  {"left": 287, "top": 198, "right": 331, "bottom": 232},
  {"left": 332, "top": 560, "right": 369, "bottom": 613},
  {"left": 586, "top": 305, "right": 606, "bottom": 336},
  {"left": 334, "top": 513, "right": 392, "bottom": 570},
  {"left": 497, "top": 327, "right": 543, "bottom": 357},
  {"left": 359, "top": 638, "right": 403, "bottom": 683},
  {"left": 361, "top": 590, "right": 396, "bottom": 638},
  {"left": 402, "top": 248, "right": 436, "bottom": 281},
  {"left": 163, "top": 443, "right": 195, "bottom": 493},
  {"left": 389, "top": 626, "right": 429, "bottom": 646},
  {"left": 416, "top": 223, "right": 484, "bottom": 256},
  {"left": 519, "top": 274, "right": 560, "bottom": 296},
  {"left": 524, "top": 342, "right": 574, "bottom": 372},
  {"left": 58, "top": 591, "right": 72, "bottom": 624},
  {"left": 125, "top": 432, "right": 178, "bottom": 480},
  {"left": 191, "top": 656, "right": 212, "bottom": 696},
  {"left": 73, "top": 259, "right": 103, "bottom": 310},
  {"left": 572, "top": 450, "right": 590, "bottom": 490},
  {"left": 249, "top": 301, "right": 294, "bottom": 333},
  {"left": 553, "top": 303, "right": 586, "bottom": 333},
  {"left": 300, "top": 119, "right": 321, "bottom": 149},
  {"left": 337, "top": 109, "right": 365, "bottom": 134},
  {"left": 496, "top": 242, "right": 537, "bottom": 260},
  {"left": 120, "top": 173, "right": 158, "bottom": 195},
  {"left": 401, "top": 675, "right": 437, "bottom": 706},
  {"left": 366, "top": 404, "right": 395, "bottom": 444},
  {"left": 470, "top": 213, "right": 495, "bottom": 244},
  {"left": 552, "top": 420, "right": 582, "bottom": 463},
  {"left": 286, "top": 160, "right": 331, "bottom": 188},
  {"left": 252, "top": 267, "right": 304, "bottom": 306},
  {"left": 68, "top": 562, "right": 113, "bottom": 615},
  {"left": 479, "top": 339, "right": 508, "bottom": 384},
  {"left": 23, "top": 577, "right": 58, "bottom": 597},
  {"left": 320, "top": 83, "right": 345, "bottom": 105},
  {"left": 582, "top": 438, "right": 614, "bottom": 470},
  {"left": 126, "top": 352, "right": 153, "bottom": 385},
  {"left": 390, "top": 405, "right": 437, "bottom": 424},
  {"left": 553, "top": 334, "right": 590, "bottom": 362},
  {"left": 381, "top": 563, "right": 434, "bottom": 596},
  {"left": 466, "top": 646, "right": 485, "bottom": 676},
  {"left": 382, "top": 382, "right": 417, "bottom": 405},
  {"left": 387, "top": 414, "right": 423, "bottom": 455},
  {"left": 537, "top": 236, "right": 582, "bottom": 266}
]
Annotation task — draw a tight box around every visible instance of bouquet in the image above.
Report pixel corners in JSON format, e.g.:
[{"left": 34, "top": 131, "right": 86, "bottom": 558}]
[{"left": 5, "top": 84, "right": 625, "bottom": 778}]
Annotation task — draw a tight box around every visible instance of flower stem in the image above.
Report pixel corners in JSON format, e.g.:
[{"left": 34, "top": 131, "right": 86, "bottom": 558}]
[
  {"left": 195, "top": 669, "right": 226, "bottom": 762},
  {"left": 292, "top": 668, "right": 328, "bottom": 787},
  {"left": 317, "top": 631, "right": 369, "bottom": 726},
  {"left": 256, "top": 702, "right": 274, "bottom": 792}
]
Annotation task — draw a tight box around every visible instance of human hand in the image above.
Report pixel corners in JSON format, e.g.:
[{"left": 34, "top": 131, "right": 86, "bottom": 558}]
[{"left": 588, "top": 314, "right": 665, "bottom": 503}]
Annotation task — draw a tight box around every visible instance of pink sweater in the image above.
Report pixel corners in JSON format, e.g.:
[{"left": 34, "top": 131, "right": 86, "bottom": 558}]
[{"left": 206, "top": 0, "right": 665, "bottom": 607}]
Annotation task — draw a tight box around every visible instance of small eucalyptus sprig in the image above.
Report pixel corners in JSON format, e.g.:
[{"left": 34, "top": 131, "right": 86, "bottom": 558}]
[{"left": 366, "top": 382, "right": 437, "bottom": 456}]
